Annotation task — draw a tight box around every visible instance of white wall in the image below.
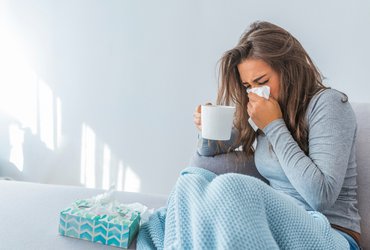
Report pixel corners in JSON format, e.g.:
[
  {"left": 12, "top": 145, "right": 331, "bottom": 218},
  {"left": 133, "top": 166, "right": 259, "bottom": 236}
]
[{"left": 0, "top": 0, "right": 369, "bottom": 195}]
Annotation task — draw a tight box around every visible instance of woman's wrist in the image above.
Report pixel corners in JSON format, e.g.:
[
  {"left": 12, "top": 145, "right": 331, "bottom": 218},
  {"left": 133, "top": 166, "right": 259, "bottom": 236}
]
[{"left": 262, "top": 118, "right": 285, "bottom": 135}]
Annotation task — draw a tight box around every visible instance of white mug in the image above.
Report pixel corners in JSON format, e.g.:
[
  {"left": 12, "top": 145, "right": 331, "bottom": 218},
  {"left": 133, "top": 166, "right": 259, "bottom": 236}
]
[{"left": 201, "top": 105, "right": 236, "bottom": 140}]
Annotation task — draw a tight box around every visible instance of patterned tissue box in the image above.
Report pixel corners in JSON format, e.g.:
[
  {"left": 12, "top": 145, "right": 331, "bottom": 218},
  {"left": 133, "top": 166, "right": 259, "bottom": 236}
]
[{"left": 59, "top": 193, "right": 141, "bottom": 248}]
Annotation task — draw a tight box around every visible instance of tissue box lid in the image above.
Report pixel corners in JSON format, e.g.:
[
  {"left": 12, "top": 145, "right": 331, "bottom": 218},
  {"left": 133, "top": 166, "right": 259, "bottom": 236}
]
[{"left": 60, "top": 203, "right": 140, "bottom": 226}]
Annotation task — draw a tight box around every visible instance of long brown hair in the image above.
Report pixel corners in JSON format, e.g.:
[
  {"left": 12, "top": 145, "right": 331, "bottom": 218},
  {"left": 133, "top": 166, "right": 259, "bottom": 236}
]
[{"left": 217, "top": 21, "right": 328, "bottom": 157}]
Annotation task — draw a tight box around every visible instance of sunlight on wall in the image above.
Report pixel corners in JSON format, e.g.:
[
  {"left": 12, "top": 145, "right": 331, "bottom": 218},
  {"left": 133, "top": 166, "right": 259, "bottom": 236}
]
[
  {"left": 79, "top": 123, "right": 142, "bottom": 192},
  {"left": 0, "top": 10, "right": 64, "bottom": 173},
  {"left": 79, "top": 130, "right": 142, "bottom": 192},
  {"left": 38, "top": 80, "right": 55, "bottom": 150},
  {"left": 102, "top": 144, "right": 111, "bottom": 190},
  {"left": 116, "top": 160, "right": 125, "bottom": 191},
  {"left": 56, "top": 97, "right": 63, "bottom": 148},
  {"left": 115, "top": 161, "right": 142, "bottom": 192},
  {"left": 1, "top": 3, "right": 142, "bottom": 190},
  {"left": 123, "top": 166, "right": 141, "bottom": 193},
  {"left": 80, "top": 123, "right": 96, "bottom": 188},
  {"left": 0, "top": 25, "right": 38, "bottom": 135},
  {"left": 8, "top": 124, "right": 25, "bottom": 171}
]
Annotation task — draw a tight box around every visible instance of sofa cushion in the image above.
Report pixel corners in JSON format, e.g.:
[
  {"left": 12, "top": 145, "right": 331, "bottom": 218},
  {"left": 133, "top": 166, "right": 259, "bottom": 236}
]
[
  {"left": 189, "top": 151, "right": 267, "bottom": 182},
  {"left": 352, "top": 103, "right": 370, "bottom": 249}
]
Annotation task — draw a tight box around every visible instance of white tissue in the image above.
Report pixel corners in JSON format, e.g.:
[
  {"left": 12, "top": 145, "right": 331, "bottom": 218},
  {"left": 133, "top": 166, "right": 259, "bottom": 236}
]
[
  {"left": 124, "top": 202, "right": 153, "bottom": 224},
  {"left": 246, "top": 85, "right": 270, "bottom": 98},
  {"left": 246, "top": 86, "right": 270, "bottom": 131}
]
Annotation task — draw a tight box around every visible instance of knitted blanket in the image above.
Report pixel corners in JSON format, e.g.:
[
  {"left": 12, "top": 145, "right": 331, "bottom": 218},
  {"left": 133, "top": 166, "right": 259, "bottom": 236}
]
[{"left": 137, "top": 167, "right": 349, "bottom": 249}]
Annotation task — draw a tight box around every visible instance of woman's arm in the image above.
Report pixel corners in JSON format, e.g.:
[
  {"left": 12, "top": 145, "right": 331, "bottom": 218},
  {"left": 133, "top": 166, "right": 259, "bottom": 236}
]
[
  {"left": 262, "top": 90, "right": 356, "bottom": 211},
  {"left": 197, "top": 128, "right": 240, "bottom": 156}
]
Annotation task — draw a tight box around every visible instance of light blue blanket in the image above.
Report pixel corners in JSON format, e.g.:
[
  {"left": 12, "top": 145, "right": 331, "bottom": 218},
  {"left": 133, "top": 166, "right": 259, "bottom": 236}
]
[{"left": 137, "top": 167, "right": 349, "bottom": 249}]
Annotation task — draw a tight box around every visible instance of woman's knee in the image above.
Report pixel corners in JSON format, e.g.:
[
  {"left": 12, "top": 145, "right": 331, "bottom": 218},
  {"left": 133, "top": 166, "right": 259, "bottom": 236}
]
[{"left": 213, "top": 173, "right": 266, "bottom": 197}]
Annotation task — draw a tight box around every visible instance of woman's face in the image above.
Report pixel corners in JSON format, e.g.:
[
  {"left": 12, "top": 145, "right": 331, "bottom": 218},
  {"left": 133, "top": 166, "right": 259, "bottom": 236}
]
[{"left": 237, "top": 58, "right": 280, "bottom": 100}]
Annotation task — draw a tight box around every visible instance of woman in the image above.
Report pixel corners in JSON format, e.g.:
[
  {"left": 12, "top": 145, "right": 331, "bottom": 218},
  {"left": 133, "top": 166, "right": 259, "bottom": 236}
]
[
  {"left": 193, "top": 21, "right": 361, "bottom": 249},
  {"left": 137, "top": 21, "right": 361, "bottom": 250}
]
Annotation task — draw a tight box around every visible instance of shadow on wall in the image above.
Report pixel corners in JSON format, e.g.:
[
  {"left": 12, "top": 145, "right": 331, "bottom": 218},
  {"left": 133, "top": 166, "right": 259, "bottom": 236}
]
[
  {"left": 0, "top": 113, "right": 23, "bottom": 180},
  {"left": 0, "top": 113, "right": 54, "bottom": 182},
  {"left": 0, "top": 22, "right": 141, "bottom": 192}
]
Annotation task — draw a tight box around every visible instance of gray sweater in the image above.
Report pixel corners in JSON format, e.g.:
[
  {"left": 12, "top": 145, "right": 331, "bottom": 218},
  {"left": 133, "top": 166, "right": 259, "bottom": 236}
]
[{"left": 197, "top": 89, "right": 361, "bottom": 234}]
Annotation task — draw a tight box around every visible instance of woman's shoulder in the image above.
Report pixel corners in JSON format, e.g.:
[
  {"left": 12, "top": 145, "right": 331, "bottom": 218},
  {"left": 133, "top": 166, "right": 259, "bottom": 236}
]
[
  {"left": 307, "top": 88, "right": 355, "bottom": 121},
  {"left": 311, "top": 88, "right": 348, "bottom": 104}
]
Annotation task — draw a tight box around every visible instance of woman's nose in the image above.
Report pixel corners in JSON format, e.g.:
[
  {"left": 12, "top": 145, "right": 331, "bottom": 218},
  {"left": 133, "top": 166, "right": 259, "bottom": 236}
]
[
  {"left": 249, "top": 83, "right": 259, "bottom": 89},
  {"left": 246, "top": 85, "right": 258, "bottom": 92}
]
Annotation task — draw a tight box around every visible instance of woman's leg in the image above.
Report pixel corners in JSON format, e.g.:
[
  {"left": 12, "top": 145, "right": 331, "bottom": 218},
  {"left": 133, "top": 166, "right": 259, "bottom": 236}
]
[
  {"left": 217, "top": 173, "right": 349, "bottom": 249},
  {"left": 164, "top": 167, "right": 349, "bottom": 249}
]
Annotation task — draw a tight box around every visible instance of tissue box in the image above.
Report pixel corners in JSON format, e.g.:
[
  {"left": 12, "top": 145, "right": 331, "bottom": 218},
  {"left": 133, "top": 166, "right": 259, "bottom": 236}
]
[{"left": 59, "top": 199, "right": 140, "bottom": 248}]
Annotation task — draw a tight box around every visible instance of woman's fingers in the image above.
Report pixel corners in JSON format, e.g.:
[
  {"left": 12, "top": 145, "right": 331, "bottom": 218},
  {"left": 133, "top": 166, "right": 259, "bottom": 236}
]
[
  {"left": 193, "top": 112, "right": 201, "bottom": 123},
  {"left": 247, "top": 101, "right": 253, "bottom": 116},
  {"left": 247, "top": 94, "right": 282, "bottom": 129},
  {"left": 248, "top": 92, "right": 264, "bottom": 102},
  {"left": 194, "top": 104, "right": 203, "bottom": 131},
  {"left": 195, "top": 102, "right": 212, "bottom": 113},
  {"left": 194, "top": 102, "right": 212, "bottom": 131},
  {"left": 195, "top": 104, "right": 201, "bottom": 113}
]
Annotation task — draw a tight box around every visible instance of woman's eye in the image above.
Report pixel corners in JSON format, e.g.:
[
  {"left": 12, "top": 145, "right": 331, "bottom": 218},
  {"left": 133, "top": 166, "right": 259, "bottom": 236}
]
[
  {"left": 257, "top": 80, "right": 269, "bottom": 85},
  {"left": 243, "top": 83, "right": 250, "bottom": 88}
]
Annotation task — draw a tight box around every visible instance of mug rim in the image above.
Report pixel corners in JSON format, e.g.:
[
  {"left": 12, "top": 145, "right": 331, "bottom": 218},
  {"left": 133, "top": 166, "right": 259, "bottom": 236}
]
[{"left": 201, "top": 105, "right": 235, "bottom": 109}]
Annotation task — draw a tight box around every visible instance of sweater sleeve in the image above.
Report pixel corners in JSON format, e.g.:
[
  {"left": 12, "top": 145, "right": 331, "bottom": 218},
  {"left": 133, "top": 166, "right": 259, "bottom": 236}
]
[
  {"left": 262, "top": 90, "right": 357, "bottom": 211},
  {"left": 197, "top": 128, "right": 240, "bottom": 156}
]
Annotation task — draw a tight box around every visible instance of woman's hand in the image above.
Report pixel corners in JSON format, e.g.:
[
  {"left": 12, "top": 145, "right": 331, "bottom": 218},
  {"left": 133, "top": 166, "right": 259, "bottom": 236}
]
[
  {"left": 247, "top": 93, "right": 282, "bottom": 129},
  {"left": 193, "top": 102, "right": 212, "bottom": 131}
]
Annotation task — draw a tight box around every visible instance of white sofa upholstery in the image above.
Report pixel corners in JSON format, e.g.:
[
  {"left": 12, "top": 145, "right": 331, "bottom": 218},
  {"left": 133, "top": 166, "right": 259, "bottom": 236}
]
[{"left": 0, "top": 181, "right": 167, "bottom": 249}]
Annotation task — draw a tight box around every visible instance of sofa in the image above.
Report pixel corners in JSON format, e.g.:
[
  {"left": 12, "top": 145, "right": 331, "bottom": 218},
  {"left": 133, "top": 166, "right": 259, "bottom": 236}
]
[
  {"left": 0, "top": 103, "right": 368, "bottom": 249},
  {"left": 190, "top": 102, "right": 370, "bottom": 249},
  {"left": 0, "top": 180, "right": 168, "bottom": 249},
  {"left": 352, "top": 103, "right": 370, "bottom": 249}
]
